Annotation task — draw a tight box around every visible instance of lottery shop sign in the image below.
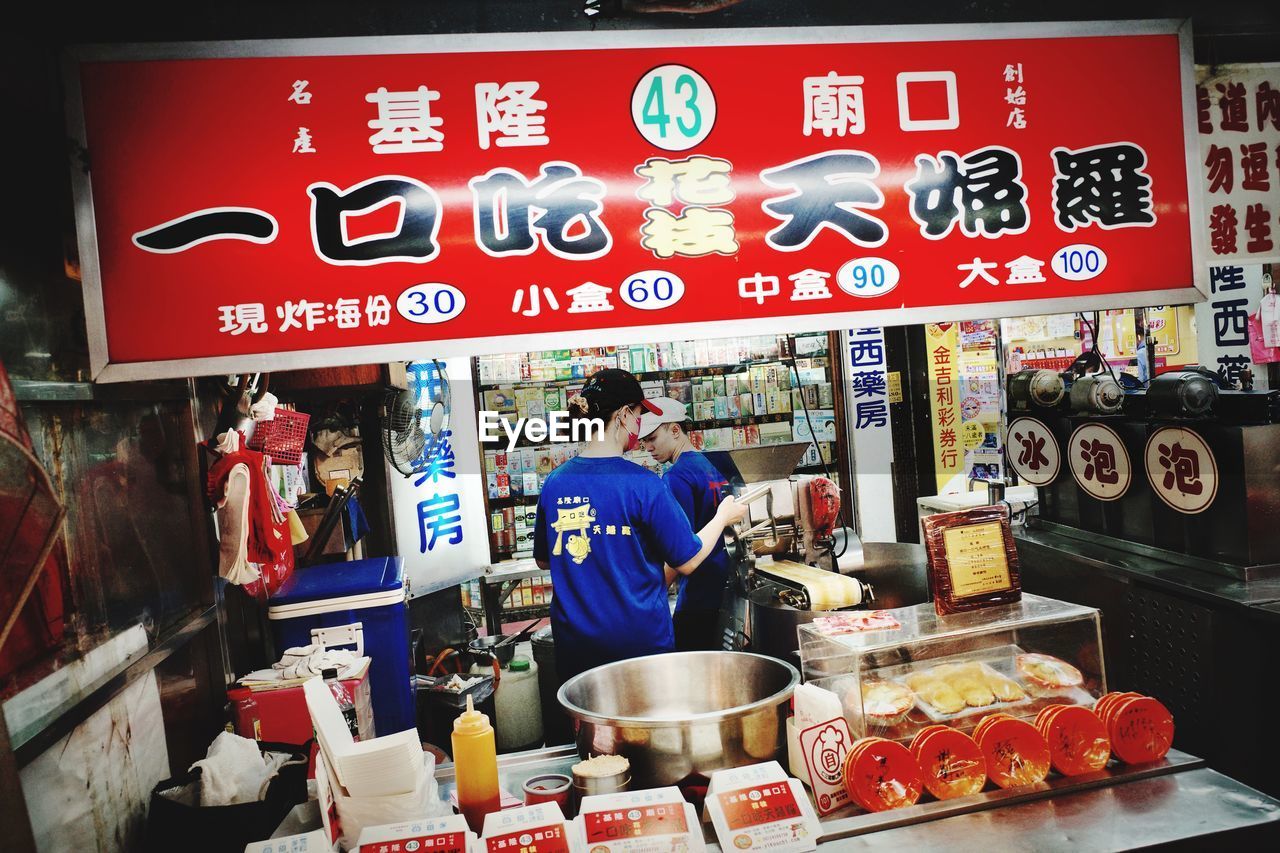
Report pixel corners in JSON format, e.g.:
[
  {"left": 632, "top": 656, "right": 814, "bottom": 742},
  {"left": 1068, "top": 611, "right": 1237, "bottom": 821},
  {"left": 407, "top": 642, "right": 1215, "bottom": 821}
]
[{"left": 67, "top": 21, "right": 1205, "bottom": 381}]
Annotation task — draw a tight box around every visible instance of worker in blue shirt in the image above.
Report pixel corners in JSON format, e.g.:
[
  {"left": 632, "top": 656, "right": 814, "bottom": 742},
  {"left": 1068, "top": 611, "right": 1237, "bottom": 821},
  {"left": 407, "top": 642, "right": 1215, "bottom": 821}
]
[
  {"left": 533, "top": 369, "right": 747, "bottom": 685},
  {"left": 639, "top": 397, "right": 733, "bottom": 651}
]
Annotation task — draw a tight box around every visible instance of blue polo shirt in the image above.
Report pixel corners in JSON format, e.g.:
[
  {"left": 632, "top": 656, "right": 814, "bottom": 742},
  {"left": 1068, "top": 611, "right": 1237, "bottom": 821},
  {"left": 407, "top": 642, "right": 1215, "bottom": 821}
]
[
  {"left": 664, "top": 451, "right": 731, "bottom": 612},
  {"left": 533, "top": 456, "right": 702, "bottom": 683}
]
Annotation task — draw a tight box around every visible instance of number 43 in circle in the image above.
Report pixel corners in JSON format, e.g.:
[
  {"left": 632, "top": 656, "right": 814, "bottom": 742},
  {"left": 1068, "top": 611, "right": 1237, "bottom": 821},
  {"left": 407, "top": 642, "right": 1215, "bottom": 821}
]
[{"left": 631, "top": 64, "right": 717, "bottom": 151}]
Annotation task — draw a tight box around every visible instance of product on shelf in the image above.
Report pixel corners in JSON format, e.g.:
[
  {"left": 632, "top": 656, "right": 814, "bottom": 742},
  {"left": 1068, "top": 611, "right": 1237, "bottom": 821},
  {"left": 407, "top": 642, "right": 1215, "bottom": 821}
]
[
  {"left": 974, "top": 715, "right": 1051, "bottom": 789},
  {"left": 858, "top": 680, "right": 915, "bottom": 727},
  {"left": 903, "top": 661, "right": 1028, "bottom": 716},
  {"left": 1095, "top": 692, "right": 1175, "bottom": 764},
  {"left": 1016, "top": 653, "right": 1085, "bottom": 698},
  {"left": 910, "top": 727, "right": 987, "bottom": 800},
  {"left": 477, "top": 335, "right": 840, "bottom": 561},
  {"left": 842, "top": 737, "right": 923, "bottom": 812},
  {"left": 1035, "top": 704, "right": 1111, "bottom": 776}
]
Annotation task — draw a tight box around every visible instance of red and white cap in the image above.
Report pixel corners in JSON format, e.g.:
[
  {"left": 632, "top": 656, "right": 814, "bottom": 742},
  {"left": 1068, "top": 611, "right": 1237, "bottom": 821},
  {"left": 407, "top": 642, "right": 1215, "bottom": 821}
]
[{"left": 638, "top": 396, "right": 690, "bottom": 438}]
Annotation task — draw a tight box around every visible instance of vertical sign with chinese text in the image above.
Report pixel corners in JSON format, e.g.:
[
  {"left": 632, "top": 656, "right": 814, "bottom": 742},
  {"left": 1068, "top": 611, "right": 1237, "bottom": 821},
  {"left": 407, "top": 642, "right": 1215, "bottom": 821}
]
[
  {"left": 1196, "top": 63, "right": 1280, "bottom": 264},
  {"left": 926, "top": 323, "right": 964, "bottom": 493},
  {"left": 388, "top": 358, "right": 490, "bottom": 595},
  {"left": 1192, "top": 265, "right": 1274, "bottom": 386},
  {"left": 845, "top": 328, "right": 896, "bottom": 540},
  {"left": 68, "top": 22, "right": 1204, "bottom": 381}
]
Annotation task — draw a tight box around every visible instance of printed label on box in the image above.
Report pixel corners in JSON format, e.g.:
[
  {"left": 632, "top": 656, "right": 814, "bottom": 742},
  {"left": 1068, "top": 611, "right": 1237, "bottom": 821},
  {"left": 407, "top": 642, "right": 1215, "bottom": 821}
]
[
  {"left": 582, "top": 803, "right": 688, "bottom": 842},
  {"left": 706, "top": 764, "right": 818, "bottom": 853},
  {"left": 484, "top": 823, "right": 570, "bottom": 853},
  {"left": 798, "top": 718, "right": 854, "bottom": 816}
]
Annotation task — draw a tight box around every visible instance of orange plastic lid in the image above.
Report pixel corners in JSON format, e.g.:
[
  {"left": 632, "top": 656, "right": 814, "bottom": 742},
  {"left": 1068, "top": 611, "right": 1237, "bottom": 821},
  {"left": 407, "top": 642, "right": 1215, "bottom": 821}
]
[
  {"left": 973, "top": 713, "right": 1016, "bottom": 744},
  {"left": 844, "top": 737, "right": 924, "bottom": 812},
  {"left": 1035, "top": 704, "right": 1071, "bottom": 731},
  {"left": 1042, "top": 705, "right": 1111, "bottom": 776},
  {"left": 844, "top": 732, "right": 885, "bottom": 783},
  {"left": 913, "top": 728, "right": 987, "bottom": 800},
  {"left": 909, "top": 725, "right": 950, "bottom": 754},
  {"left": 1099, "top": 692, "right": 1141, "bottom": 728},
  {"left": 911, "top": 725, "right": 952, "bottom": 759},
  {"left": 977, "top": 717, "right": 1051, "bottom": 789},
  {"left": 1109, "top": 697, "right": 1175, "bottom": 764}
]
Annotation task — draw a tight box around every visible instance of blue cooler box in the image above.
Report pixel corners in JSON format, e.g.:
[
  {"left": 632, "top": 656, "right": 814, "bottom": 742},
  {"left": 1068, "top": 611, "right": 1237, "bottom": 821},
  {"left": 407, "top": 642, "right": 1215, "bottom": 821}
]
[{"left": 268, "top": 557, "right": 413, "bottom": 736}]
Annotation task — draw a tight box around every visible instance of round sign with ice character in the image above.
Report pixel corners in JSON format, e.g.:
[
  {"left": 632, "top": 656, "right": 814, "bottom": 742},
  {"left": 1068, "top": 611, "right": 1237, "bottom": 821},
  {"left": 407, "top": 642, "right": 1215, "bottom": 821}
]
[{"left": 1007, "top": 417, "right": 1060, "bottom": 487}]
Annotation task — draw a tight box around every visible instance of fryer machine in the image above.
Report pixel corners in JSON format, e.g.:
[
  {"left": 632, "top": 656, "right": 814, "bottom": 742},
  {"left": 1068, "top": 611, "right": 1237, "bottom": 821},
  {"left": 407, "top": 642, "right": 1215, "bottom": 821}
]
[{"left": 703, "top": 443, "right": 876, "bottom": 658}]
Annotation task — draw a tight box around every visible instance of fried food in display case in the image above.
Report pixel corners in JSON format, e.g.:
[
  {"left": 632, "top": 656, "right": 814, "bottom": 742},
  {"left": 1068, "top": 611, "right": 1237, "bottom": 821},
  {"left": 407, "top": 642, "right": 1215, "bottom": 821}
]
[{"left": 799, "top": 594, "right": 1106, "bottom": 743}]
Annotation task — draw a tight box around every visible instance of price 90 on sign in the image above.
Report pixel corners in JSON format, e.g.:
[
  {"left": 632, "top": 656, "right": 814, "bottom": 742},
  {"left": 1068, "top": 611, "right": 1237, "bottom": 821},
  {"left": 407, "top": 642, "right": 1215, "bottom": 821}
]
[
  {"left": 837, "top": 257, "right": 900, "bottom": 298},
  {"left": 620, "top": 270, "right": 686, "bottom": 310},
  {"left": 397, "top": 282, "right": 467, "bottom": 324},
  {"left": 631, "top": 65, "right": 716, "bottom": 151}
]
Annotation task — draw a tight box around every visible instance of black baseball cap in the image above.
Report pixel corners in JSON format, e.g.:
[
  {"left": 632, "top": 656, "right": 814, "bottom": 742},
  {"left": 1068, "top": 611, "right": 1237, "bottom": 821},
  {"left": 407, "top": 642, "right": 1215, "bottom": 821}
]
[{"left": 579, "top": 368, "right": 661, "bottom": 416}]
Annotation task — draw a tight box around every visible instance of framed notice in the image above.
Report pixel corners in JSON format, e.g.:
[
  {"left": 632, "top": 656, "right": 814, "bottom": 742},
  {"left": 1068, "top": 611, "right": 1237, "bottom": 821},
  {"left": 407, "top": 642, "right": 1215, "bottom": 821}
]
[{"left": 921, "top": 505, "right": 1021, "bottom": 615}]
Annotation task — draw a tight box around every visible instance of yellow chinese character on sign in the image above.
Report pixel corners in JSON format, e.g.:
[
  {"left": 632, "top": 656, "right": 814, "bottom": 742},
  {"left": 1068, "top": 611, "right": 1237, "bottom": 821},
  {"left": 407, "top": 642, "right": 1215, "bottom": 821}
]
[
  {"left": 592, "top": 524, "right": 602, "bottom": 534},
  {"left": 620, "top": 525, "right": 632, "bottom": 536},
  {"left": 606, "top": 524, "right": 616, "bottom": 535},
  {"left": 641, "top": 207, "right": 738, "bottom": 258},
  {"left": 635, "top": 156, "right": 734, "bottom": 206}
]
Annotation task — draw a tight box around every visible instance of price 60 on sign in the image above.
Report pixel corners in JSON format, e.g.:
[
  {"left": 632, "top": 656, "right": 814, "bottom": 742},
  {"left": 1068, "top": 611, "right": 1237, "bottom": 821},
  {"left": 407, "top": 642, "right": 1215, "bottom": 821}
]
[{"left": 620, "top": 270, "right": 686, "bottom": 310}]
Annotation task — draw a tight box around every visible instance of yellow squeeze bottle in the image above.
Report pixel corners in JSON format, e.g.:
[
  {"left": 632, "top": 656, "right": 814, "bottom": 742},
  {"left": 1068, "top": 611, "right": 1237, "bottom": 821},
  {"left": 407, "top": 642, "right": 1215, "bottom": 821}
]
[{"left": 452, "top": 694, "right": 500, "bottom": 833}]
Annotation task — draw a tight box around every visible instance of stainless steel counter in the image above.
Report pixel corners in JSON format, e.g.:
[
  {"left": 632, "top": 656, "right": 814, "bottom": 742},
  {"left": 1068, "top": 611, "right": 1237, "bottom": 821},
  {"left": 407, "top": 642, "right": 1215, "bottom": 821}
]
[
  {"left": 276, "top": 744, "right": 1280, "bottom": 848},
  {"left": 428, "top": 746, "right": 1280, "bottom": 851},
  {"left": 1014, "top": 526, "right": 1280, "bottom": 798},
  {"left": 822, "top": 767, "right": 1279, "bottom": 851}
]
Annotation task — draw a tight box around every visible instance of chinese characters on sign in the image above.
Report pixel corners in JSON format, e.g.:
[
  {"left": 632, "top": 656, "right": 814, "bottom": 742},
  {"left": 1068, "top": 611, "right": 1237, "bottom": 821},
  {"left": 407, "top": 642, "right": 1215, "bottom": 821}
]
[
  {"left": 1193, "top": 264, "right": 1277, "bottom": 388},
  {"left": 72, "top": 26, "right": 1199, "bottom": 380},
  {"left": 847, "top": 328, "right": 889, "bottom": 431},
  {"left": 1144, "top": 426, "right": 1219, "bottom": 513},
  {"left": 1068, "top": 423, "right": 1132, "bottom": 501},
  {"left": 1197, "top": 64, "right": 1280, "bottom": 263},
  {"left": 407, "top": 361, "right": 465, "bottom": 554},
  {"left": 1006, "top": 417, "right": 1060, "bottom": 486},
  {"left": 847, "top": 327, "right": 896, "bottom": 540},
  {"left": 926, "top": 323, "right": 963, "bottom": 493}
]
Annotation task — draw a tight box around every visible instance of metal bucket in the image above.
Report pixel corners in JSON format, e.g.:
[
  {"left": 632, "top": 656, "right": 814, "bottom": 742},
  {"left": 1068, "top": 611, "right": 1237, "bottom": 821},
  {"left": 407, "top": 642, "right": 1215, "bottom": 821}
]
[
  {"left": 532, "top": 626, "right": 573, "bottom": 745},
  {"left": 557, "top": 651, "right": 798, "bottom": 787}
]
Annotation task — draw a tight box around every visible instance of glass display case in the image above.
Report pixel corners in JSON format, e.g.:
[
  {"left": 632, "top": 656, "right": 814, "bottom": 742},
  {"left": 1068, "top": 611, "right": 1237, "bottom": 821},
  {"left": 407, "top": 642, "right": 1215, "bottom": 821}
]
[{"left": 797, "top": 594, "right": 1106, "bottom": 742}]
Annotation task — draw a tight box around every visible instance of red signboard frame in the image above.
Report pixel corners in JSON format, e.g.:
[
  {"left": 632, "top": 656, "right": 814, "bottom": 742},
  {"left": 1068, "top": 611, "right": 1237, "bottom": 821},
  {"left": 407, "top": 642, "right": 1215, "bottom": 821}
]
[{"left": 65, "top": 20, "right": 1207, "bottom": 382}]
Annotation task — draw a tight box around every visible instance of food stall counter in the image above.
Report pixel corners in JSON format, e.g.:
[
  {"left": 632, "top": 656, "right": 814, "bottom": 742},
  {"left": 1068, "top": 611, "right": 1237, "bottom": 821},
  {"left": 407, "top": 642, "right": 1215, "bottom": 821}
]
[{"left": 420, "top": 744, "right": 1280, "bottom": 849}]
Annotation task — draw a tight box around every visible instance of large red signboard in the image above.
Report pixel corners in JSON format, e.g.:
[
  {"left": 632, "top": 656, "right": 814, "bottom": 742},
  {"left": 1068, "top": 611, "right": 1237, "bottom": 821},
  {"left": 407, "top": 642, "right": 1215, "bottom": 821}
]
[{"left": 67, "top": 22, "right": 1205, "bottom": 381}]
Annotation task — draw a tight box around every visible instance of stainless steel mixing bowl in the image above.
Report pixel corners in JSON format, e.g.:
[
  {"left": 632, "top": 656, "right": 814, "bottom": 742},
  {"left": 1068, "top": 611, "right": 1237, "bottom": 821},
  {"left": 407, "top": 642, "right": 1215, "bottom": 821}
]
[{"left": 556, "top": 651, "right": 799, "bottom": 786}]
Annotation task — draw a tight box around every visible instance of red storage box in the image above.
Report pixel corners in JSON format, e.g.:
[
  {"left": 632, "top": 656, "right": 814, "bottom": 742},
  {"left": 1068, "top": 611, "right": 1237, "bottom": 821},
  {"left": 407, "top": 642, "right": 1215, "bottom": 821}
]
[{"left": 231, "top": 658, "right": 375, "bottom": 774}]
